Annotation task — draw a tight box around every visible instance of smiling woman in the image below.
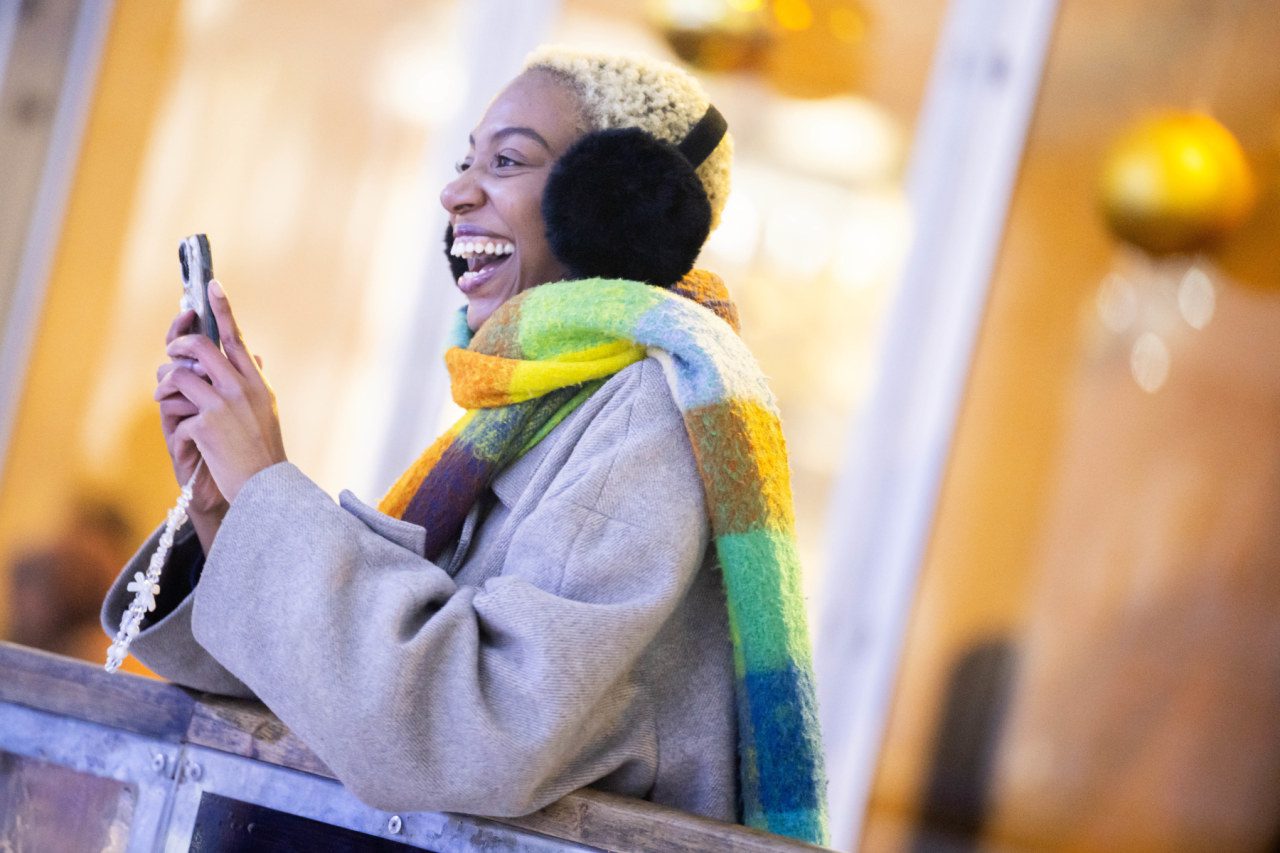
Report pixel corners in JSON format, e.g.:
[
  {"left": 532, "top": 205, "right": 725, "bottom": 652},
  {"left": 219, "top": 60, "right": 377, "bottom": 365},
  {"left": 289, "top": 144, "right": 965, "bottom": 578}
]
[
  {"left": 100, "top": 45, "right": 828, "bottom": 846},
  {"left": 441, "top": 70, "right": 582, "bottom": 329}
]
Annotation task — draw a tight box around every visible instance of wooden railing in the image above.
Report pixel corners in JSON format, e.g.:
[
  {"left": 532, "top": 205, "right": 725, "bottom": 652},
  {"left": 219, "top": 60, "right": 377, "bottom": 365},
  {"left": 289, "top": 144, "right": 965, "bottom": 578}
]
[{"left": 0, "top": 642, "right": 830, "bottom": 852}]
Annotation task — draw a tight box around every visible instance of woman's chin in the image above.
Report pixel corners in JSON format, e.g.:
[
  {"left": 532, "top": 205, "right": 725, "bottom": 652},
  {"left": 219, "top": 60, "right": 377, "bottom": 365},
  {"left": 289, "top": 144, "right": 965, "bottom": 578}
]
[
  {"left": 458, "top": 277, "right": 506, "bottom": 331},
  {"left": 464, "top": 292, "right": 509, "bottom": 331},
  {"left": 465, "top": 302, "right": 487, "bottom": 332}
]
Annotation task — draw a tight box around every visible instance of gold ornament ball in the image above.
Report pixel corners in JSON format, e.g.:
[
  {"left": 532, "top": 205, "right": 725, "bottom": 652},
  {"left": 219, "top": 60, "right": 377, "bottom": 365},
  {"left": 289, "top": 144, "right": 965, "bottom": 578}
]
[
  {"left": 1101, "top": 112, "right": 1257, "bottom": 255},
  {"left": 762, "top": 0, "right": 870, "bottom": 99},
  {"left": 648, "top": 0, "right": 771, "bottom": 74}
]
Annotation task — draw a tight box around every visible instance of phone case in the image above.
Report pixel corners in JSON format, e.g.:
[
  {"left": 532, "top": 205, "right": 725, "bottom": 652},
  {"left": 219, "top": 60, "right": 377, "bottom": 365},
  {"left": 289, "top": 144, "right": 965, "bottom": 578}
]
[{"left": 178, "top": 233, "right": 220, "bottom": 348}]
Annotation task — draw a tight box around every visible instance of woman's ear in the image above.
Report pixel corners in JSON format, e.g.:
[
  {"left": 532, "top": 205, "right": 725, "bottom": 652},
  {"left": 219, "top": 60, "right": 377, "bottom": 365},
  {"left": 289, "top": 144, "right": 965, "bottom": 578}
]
[{"left": 542, "top": 128, "right": 711, "bottom": 287}]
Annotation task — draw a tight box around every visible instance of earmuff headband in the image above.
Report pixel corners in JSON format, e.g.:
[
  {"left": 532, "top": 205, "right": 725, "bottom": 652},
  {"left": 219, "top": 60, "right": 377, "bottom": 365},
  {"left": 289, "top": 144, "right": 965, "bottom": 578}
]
[
  {"left": 676, "top": 105, "right": 727, "bottom": 169},
  {"left": 447, "top": 104, "right": 728, "bottom": 288}
]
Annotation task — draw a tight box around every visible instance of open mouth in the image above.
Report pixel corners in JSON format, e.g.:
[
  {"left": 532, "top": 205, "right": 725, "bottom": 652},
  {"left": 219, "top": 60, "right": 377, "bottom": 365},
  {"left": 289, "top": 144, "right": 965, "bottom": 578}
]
[{"left": 451, "top": 237, "right": 514, "bottom": 291}]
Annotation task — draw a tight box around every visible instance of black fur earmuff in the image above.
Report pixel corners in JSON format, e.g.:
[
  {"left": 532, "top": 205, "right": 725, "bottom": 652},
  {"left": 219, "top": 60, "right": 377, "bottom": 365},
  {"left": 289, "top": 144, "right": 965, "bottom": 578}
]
[{"left": 445, "top": 106, "right": 727, "bottom": 288}]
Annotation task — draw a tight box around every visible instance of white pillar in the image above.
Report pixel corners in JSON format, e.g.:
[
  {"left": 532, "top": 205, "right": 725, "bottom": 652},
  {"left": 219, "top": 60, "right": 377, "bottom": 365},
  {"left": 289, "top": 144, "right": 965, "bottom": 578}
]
[
  {"left": 0, "top": 0, "right": 115, "bottom": 488},
  {"left": 815, "top": 0, "right": 1059, "bottom": 847}
]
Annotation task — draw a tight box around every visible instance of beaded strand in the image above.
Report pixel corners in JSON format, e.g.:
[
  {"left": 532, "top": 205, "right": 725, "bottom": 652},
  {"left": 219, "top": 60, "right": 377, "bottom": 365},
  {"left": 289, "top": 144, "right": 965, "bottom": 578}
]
[{"left": 105, "top": 465, "right": 201, "bottom": 673}]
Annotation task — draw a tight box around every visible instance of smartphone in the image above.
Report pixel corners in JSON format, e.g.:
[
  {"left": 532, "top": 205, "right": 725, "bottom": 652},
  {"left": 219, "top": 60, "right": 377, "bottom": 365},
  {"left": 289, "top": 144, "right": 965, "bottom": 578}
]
[{"left": 178, "top": 233, "right": 220, "bottom": 348}]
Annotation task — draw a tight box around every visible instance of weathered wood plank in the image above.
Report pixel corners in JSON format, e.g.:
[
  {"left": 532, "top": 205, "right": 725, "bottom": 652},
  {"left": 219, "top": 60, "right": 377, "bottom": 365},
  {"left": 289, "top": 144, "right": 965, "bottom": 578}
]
[
  {"left": 186, "top": 692, "right": 831, "bottom": 852},
  {"left": 0, "top": 641, "right": 194, "bottom": 740},
  {"left": 506, "top": 789, "right": 832, "bottom": 853},
  {"left": 186, "top": 692, "right": 333, "bottom": 777},
  {"left": 1, "top": 644, "right": 831, "bottom": 852}
]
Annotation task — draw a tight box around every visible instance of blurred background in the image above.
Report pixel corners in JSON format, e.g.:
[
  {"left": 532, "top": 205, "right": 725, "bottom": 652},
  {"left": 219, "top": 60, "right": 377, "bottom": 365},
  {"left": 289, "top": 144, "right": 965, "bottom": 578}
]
[{"left": 1, "top": 0, "right": 1277, "bottom": 850}]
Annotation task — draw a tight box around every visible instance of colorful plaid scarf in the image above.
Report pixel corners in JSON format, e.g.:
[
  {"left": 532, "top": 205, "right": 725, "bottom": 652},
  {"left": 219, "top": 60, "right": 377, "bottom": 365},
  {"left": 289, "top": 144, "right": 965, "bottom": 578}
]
[{"left": 379, "top": 271, "right": 829, "bottom": 844}]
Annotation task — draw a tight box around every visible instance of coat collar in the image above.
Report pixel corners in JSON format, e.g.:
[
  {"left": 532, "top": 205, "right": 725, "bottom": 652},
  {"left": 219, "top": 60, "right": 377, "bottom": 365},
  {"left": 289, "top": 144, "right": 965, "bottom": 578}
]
[{"left": 489, "top": 425, "right": 557, "bottom": 508}]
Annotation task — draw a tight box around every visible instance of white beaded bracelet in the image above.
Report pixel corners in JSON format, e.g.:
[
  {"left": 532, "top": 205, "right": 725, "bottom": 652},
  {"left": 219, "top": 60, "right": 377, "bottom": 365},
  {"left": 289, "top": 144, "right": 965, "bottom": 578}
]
[{"left": 105, "top": 464, "right": 202, "bottom": 673}]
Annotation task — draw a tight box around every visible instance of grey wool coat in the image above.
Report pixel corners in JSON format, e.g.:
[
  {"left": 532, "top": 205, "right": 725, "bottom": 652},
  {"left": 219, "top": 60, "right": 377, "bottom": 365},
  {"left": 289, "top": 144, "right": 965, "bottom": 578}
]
[{"left": 101, "top": 358, "right": 739, "bottom": 822}]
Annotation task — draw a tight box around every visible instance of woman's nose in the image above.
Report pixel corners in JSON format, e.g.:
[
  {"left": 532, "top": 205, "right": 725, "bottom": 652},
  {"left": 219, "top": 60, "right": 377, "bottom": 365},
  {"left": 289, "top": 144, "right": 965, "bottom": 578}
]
[{"left": 440, "top": 168, "right": 483, "bottom": 214}]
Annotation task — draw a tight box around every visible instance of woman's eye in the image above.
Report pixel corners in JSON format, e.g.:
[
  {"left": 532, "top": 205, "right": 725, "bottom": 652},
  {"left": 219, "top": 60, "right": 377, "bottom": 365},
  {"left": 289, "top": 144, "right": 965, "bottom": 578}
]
[
  {"left": 494, "top": 154, "right": 521, "bottom": 168},
  {"left": 454, "top": 160, "right": 471, "bottom": 174}
]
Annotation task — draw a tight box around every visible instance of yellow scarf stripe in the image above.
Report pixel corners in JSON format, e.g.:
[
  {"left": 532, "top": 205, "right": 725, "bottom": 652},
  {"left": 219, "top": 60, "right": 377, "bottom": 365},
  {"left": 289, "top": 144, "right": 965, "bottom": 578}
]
[
  {"left": 448, "top": 340, "right": 646, "bottom": 408},
  {"left": 510, "top": 341, "right": 646, "bottom": 401}
]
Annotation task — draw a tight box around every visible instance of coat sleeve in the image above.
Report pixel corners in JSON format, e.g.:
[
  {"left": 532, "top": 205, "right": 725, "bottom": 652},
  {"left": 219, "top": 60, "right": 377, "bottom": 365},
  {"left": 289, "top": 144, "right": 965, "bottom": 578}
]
[
  {"left": 100, "top": 520, "right": 256, "bottom": 697},
  {"left": 184, "top": 378, "right": 711, "bottom": 817}
]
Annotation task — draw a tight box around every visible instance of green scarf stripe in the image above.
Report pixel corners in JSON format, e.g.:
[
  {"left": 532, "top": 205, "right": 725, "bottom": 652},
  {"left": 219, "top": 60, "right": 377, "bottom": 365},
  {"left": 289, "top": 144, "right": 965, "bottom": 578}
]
[
  {"left": 518, "top": 279, "right": 666, "bottom": 357},
  {"left": 517, "top": 281, "right": 779, "bottom": 413},
  {"left": 518, "top": 380, "right": 605, "bottom": 455},
  {"left": 717, "top": 529, "right": 814, "bottom": 673},
  {"left": 462, "top": 391, "right": 580, "bottom": 462}
]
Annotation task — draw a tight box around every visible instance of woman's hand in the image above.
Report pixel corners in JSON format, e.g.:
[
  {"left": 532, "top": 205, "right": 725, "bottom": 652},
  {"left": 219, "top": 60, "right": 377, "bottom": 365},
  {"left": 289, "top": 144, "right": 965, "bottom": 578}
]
[
  {"left": 156, "top": 279, "right": 287, "bottom": 506},
  {"left": 157, "top": 310, "right": 226, "bottom": 518}
]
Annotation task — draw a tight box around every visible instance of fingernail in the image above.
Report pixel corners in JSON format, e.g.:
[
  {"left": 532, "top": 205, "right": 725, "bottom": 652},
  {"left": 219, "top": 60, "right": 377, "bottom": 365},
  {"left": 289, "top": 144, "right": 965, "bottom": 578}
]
[{"left": 210, "top": 279, "right": 224, "bottom": 298}]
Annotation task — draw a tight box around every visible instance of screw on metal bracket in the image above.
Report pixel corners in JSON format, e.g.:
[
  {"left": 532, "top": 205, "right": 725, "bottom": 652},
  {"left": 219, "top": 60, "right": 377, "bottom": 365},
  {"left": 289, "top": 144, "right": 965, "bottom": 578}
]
[
  {"left": 151, "top": 752, "right": 167, "bottom": 775},
  {"left": 386, "top": 815, "right": 403, "bottom": 835},
  {"left": 180, "top": 759, "right": 203, "bottom": 782}
]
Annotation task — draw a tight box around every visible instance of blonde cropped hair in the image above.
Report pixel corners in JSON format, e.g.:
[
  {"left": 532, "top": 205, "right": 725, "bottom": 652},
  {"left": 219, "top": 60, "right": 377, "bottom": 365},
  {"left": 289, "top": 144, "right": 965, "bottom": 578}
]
[{"left": 522, "top": 45, "right": 733, "bottom": 231}]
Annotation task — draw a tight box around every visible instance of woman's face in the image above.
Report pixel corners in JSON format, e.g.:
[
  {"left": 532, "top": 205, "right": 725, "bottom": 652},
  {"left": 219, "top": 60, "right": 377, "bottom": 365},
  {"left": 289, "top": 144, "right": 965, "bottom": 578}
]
[{"left": 440, "top": 70, "right": 585, "bottom": 330}]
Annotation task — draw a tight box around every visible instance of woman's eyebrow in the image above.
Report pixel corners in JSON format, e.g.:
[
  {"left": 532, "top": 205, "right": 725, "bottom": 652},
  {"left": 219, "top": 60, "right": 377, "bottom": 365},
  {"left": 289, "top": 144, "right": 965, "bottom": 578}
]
[{"left": 468, "top": 127, "right": 552, "bottom": 152}]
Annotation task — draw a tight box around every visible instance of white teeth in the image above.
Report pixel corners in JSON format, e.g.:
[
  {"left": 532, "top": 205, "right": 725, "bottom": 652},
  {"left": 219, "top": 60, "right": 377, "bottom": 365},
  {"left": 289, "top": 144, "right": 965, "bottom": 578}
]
[{"left": 451, "top": 238, "right": 515, "bottom": 258}]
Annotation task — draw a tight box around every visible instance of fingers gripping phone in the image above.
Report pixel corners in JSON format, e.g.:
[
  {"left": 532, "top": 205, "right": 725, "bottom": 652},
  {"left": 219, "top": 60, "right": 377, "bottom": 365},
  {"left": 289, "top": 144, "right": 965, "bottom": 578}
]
[{"left": 178, "top": 234, "right": 220, "bottom": 348}]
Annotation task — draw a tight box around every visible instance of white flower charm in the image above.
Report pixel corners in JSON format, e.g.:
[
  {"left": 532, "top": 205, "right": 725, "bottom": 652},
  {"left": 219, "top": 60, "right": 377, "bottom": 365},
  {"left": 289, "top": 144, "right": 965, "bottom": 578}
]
[
  {"left": 105, "top": 465, "right": 199, "bottom": 673},
  {"left": 126, "top": 571, "right": 160, "bottom": 612}
]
